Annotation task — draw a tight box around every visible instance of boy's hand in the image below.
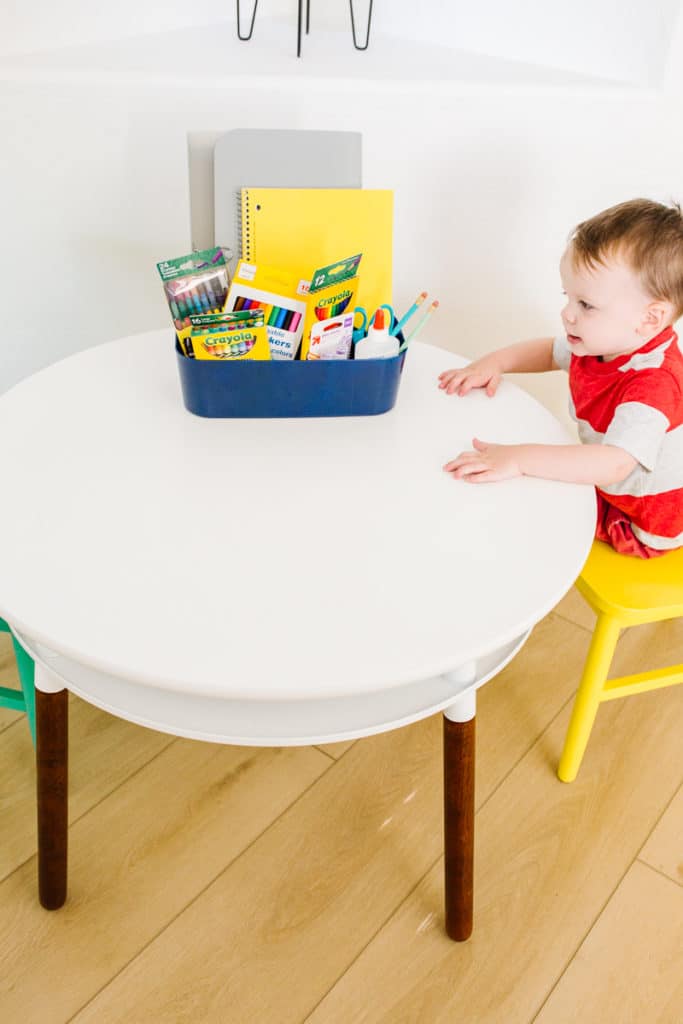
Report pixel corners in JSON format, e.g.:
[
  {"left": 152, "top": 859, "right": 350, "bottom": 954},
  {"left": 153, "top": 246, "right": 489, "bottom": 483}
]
[
  {"left": 443, "top": 438, "right": 522, "bottom": 483},
  {"left": 438, "top": 355, "right": 504, "bottom": 396}
]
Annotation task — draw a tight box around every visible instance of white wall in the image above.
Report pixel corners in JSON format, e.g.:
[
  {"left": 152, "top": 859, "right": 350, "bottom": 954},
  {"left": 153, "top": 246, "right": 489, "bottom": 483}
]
[
  {"left": 3, "top": 0, "right": 679, "bottom": 86},
  {"left": 1, "top": 3, "right": 683, "bottom": 429},
  {"left": 0, "top": 1, "right": 227, "bottom": 56},
  {"left": 2, "top": 76, "right": 683, "bottom": 428}
]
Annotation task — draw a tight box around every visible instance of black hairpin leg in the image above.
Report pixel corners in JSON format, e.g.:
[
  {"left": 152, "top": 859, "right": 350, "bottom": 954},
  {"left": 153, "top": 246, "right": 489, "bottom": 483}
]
[
  {"left": 297, "top": 0, "right": 311, "bottom": 57},
  {"left": 349, "top": 0, "right": 373, "bottom": 51},
  {"left": 236, "top": 0, "right": 258, "bottom": 41}
]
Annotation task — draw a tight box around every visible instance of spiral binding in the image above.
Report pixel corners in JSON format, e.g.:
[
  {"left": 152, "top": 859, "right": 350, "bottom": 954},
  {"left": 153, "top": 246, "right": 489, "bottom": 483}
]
[{"left": 237, "top": 189, "right": 252, "bottom": 261}]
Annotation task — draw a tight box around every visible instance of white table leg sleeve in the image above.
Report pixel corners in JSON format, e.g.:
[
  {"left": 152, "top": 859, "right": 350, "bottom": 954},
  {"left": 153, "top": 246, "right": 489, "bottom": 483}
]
[
  {"left": 444, "top": 687, "right": 476, "bottom": 724},
  {"left": 35, "top": 662, "right": 67, "bottom": 694}
]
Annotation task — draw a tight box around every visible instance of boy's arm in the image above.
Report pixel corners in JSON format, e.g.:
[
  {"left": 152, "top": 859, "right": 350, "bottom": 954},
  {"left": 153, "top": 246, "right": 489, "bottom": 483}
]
[
  {"left": 439, "top": 337, "right": 559, "bottom": 396},
  {"left": 492, "top": 337, "right": 559, "bottom": 373},
  {"left": 513, "top": 442, "right": 637, "bottom": 485},
  {"left": 444, "top": 438, "right": 637, "bottom": 486}
]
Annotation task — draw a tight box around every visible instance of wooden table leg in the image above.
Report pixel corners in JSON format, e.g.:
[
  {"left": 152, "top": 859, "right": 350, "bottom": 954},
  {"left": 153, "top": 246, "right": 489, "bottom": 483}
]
[
  {"left": 443, "top": 685, "right": 476, "bottom": 941},
  {"left": 36, "top": 673, "right": 68, "bottom": 910}
]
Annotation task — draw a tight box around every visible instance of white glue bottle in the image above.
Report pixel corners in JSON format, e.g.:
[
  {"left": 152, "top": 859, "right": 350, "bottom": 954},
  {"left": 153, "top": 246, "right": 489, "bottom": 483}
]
[{"left": 354, "top": 308, "right": 399, "bottom": 359}]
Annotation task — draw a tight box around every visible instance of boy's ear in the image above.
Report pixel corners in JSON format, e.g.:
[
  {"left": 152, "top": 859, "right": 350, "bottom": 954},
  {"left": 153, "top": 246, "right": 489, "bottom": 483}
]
[{"left": 642, "top": 299, "right": 674, "bottom": 334}]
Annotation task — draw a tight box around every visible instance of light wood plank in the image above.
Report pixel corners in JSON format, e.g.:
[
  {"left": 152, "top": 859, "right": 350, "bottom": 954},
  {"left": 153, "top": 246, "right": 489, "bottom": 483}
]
[
  {"left": 536, "top": 861, "right": 683, "bottom": 1024},
  {"left": 68, "top": 614, "right": 592, "bottom": 1024},
  {"left": 0, "top": 740, "right": 330, "bottom": 1023},
  {"left": 315, "top": 741, "right": 356, "bottom": 759},
  {"left": 552, "top": 585, "right": 596, "bottom": 632},
  {"left": 0, "top": 705, "right": 22, "bottom": 732},
  {"left": 0, "top": 634, "right": 23, "bottom": 732},
  {"left": 70, "top": 719, "right": 447, "bottom": 1024},
  {"left": 0, "top": 695, "right": 173, "bottom": 882},
  {"left": 1, "top": 611, "right": 678, "bottom": 1024},
  {"left": 301, "top": 620, "right": 683, "bottom": 1024},
  {"left": 639, "top": 782, "right": 683, "bottom": 886}
]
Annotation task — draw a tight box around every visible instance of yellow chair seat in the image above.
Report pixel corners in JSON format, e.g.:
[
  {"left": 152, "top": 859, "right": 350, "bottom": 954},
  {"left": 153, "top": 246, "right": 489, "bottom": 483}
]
[
  {"left": 577, "top": 540, "right": 683, "bottom": 624},
  {"left": 559, "top": 540, "right": 683, "bottom": 782}
]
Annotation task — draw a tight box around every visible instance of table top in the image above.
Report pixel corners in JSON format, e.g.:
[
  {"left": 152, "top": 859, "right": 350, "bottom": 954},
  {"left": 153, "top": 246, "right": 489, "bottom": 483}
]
[{"left": 0, "top": 331, "right": 595, "bottom": 700}]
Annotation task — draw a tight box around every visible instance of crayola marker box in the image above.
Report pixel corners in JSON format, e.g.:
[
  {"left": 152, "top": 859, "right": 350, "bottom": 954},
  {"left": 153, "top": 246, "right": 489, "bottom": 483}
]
[
  {"left": 185, "top": 310, "right": 270, "bottom": 360},
  {"left": 157, "top": 246, "right": 231, "bottom": 350},
  {"left": 299, "top": 254, "right": 361, "bottom": 361},
  {"left": 225, "top": 261, "right": 307, "bottom": 361}
]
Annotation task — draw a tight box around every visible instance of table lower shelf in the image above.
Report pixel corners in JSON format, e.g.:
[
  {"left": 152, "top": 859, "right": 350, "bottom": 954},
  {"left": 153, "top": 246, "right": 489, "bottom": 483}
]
[{"left": 19, "top": 631, "right": 530, "bottom": 745}]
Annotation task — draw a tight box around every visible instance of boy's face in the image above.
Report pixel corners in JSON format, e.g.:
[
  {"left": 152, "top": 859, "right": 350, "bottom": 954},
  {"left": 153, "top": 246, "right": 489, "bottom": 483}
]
[{"left": 559, "top": 247, "right": 658, "bottom": 359}]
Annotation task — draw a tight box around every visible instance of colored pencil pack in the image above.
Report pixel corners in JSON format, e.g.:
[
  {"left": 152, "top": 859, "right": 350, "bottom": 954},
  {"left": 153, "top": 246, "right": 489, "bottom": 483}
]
[
  {"left": 157, "top": 247, "right": 230, "bottom": 348},
  {"left": 299, "top": 254, "right": 361, "bottom": 360},
  {"left": 225, "top": 261, "right": 307, "bottom": 361},
  {"left": 185, "top": 310, "right": 270, "bottom": 361}
]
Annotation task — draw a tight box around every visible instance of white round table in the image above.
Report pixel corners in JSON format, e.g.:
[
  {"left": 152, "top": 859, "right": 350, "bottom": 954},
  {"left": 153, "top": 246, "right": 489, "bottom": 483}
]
[{"left": 0, "top": 330, "right": 595, "bottom": 939}]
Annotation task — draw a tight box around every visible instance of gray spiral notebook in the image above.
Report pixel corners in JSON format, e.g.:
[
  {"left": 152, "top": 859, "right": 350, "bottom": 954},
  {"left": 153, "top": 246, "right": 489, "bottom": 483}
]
[{"left": 213, "top": 129, "right": 362, "bottom": 263}]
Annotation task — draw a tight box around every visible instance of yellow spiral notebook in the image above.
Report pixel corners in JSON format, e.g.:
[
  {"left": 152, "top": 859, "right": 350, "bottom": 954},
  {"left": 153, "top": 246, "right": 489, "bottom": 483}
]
[{"left": 239, "top": 188, "right": 393, "bottom": 314}]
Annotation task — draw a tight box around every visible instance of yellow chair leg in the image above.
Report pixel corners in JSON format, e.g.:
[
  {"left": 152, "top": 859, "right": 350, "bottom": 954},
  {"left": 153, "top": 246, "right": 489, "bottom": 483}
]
[{"left": 558, "top": 613, "right": 622, "bottom": 783}]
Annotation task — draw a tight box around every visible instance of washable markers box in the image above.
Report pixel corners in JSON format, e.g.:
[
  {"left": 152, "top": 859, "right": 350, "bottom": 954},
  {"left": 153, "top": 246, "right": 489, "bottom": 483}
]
[{"left": 225, "top": 261, "right": 307, "bottom": 361}]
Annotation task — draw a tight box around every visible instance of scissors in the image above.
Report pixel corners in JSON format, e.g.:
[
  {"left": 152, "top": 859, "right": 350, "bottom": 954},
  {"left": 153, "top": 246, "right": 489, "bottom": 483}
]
[{"left": 352, "top": 304, "right": 395, "bottom": 343}]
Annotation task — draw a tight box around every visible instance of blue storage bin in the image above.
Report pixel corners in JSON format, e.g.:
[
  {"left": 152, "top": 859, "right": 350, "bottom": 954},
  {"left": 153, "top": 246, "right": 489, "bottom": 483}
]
[{"left": 175, "top": 337, "right": 407, "bottom": 418}]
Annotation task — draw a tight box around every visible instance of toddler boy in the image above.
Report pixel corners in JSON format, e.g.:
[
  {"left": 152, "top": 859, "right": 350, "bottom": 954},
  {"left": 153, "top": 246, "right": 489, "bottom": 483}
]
[{"left": 439, "top": 198, "right": 683, "bottom": 557}]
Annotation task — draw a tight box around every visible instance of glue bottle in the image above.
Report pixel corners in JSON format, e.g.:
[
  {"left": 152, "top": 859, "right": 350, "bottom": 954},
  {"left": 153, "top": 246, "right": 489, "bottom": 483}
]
[{"left": 354, "top": 308, "right": 399, "bottom": 359}]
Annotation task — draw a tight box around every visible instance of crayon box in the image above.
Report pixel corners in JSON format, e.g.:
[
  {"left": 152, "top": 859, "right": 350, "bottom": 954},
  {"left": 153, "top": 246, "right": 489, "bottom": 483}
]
[
  {"left": 183, "top": 311, "right": 270, "bottom": 361},
  {"left": 299, "top": 254, "right": 360, "bottom": 361}
]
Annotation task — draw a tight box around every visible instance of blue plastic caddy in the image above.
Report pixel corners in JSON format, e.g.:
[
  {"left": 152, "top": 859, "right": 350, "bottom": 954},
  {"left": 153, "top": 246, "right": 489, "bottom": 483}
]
[{"left": 175, "top": 337, "right": 407, "bottom": 418}]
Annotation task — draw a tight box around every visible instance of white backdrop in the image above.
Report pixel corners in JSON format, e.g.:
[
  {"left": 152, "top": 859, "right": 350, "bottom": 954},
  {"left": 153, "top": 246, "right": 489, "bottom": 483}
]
[
  {"left": 1, "top": 0, "right": 679, "bottom": 87},
  {"left": 1, "top": 2, "right": 682, "bottom": 429}
]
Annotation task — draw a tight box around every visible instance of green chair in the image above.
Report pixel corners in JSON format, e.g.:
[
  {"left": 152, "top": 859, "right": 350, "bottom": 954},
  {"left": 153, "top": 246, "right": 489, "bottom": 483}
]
[{"left": 0, "top": 617, "right": 35, "bottom": 743}]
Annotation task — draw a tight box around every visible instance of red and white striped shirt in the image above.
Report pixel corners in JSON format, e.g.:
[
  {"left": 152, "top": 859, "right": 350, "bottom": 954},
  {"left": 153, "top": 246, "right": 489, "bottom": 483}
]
[{"left": 553, "top": 325, "right": 683, "bottom": 550}]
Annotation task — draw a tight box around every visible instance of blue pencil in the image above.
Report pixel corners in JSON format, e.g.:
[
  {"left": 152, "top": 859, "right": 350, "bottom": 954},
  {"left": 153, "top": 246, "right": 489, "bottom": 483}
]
[
  {"left": 399, "top": 300, "right": 439, "bottom": 352},
  {"left": 391, "top": 291, "right": 427, "bottom": 337}
]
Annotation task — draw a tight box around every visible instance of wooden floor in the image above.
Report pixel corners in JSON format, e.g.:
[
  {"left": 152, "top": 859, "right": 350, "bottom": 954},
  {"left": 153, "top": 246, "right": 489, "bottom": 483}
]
[{"left": 0, "top": 589, "right": 681, "bottom": 1024}]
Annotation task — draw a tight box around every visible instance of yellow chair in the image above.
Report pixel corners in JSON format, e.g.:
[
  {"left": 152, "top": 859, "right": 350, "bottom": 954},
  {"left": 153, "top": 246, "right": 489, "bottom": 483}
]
[{"left": 558, "top": 539, "right": 683, "bottom": 782}]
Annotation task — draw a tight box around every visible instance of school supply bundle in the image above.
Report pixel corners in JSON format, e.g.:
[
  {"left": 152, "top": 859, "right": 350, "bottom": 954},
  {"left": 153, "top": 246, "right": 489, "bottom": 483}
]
[
  {"left": 160, "top": 186, "right": 439, "bottom": 417},
  {"left": 173, "top": 282, "right": 440, "bottom": 417}
]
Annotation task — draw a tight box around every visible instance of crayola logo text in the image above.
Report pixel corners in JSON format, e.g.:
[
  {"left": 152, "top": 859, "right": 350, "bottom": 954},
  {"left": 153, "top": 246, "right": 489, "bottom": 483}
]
[
  {"left": 317, "top": 289, "right": 352, "bottom": 309},
  {"left": 206, "top": 331, "right": 254, "bottom": 345}
]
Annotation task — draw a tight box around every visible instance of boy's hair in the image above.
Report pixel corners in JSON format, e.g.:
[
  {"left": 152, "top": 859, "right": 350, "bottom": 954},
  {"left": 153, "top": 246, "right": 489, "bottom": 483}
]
[{"left": 569, "top": 198, "right": 683, "bottom": 320}]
